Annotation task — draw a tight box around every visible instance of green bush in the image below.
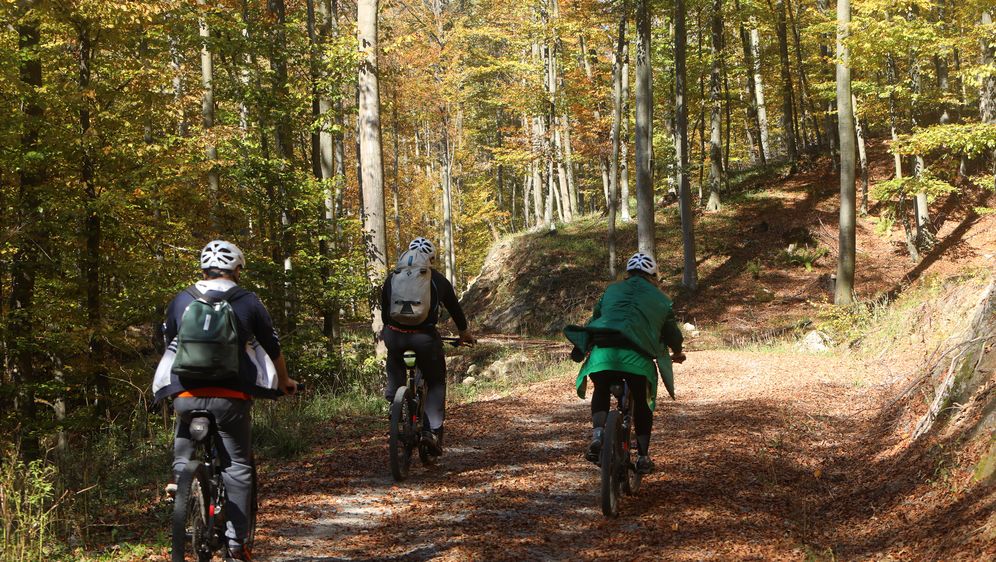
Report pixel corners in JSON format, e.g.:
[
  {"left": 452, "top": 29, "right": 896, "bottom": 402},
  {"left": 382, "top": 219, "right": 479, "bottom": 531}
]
[{"left": 1, "top": 451, "right": 59, "bottom": 562}]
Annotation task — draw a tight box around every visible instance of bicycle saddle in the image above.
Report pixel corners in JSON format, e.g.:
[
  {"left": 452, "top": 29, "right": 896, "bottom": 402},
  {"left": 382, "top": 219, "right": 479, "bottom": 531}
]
[{"left": 188, "top": 410, "right": 216, "bottom": 443}]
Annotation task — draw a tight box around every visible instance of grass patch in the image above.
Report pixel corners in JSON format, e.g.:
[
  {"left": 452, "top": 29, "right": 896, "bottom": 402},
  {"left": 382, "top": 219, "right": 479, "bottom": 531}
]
[{"left": 449, "top": 358, "right": 572, "bottom": 404}]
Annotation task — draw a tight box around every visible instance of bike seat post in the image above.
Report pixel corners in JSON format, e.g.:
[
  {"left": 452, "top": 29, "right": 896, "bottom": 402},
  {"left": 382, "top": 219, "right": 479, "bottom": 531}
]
[{"left": 189, "top": 414, "right": 214, "bottom": 444}]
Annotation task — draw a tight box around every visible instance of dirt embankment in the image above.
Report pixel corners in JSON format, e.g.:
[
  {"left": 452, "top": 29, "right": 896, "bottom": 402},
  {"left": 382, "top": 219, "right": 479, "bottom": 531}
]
[{"left": 461, "top": 143, "right": 996, "bottom": 346}]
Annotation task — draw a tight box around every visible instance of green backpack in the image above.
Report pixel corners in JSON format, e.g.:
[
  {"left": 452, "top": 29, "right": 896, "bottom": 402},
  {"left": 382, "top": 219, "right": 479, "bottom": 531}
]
[{"left": 171, "top": 285, "right": 245, "bottom": 380}]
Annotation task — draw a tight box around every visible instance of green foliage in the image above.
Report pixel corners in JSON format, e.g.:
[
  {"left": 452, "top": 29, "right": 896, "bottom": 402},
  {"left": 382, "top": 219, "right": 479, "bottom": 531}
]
[
  {"left": 0, "top": 452, "right": 59, "bottom": 561},
  {"left": 891, "top": 123, "right": 996, "bottom": 159},
  {"left": 779, "top": 246, "right": 828, "bottom": 272}
]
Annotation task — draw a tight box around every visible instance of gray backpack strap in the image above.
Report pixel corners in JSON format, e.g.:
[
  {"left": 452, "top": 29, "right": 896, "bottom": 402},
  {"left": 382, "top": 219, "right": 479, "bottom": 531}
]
[{"left": 184, "top": 285, "right": 206, "bottom": 301}]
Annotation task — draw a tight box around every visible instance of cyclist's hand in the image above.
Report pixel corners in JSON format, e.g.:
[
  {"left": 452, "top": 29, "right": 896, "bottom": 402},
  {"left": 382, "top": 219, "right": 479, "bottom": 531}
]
[
  {"left": 280, "top": 377, "right": 301, "bottom": 396},
  {"left": 671, "top": 352, "right": 687, "bottom": 364},
  {"left": 458, "top": 329, "right": 477, "bottom": 345}
]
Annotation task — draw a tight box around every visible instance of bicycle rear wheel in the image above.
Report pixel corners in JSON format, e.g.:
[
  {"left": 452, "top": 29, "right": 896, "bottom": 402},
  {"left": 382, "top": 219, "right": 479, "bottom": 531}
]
[
  {"left": 389, "top": 386, "right": 414, "bottom": 481},
  {"left": 622, "top": 427, "right": 641, "bottom": 495},
  {"left": 172, "top": 461, "right": 212, "bottom": 562},
  {"left": 599, "top": 411, "right": 623, "bottom": 518}
]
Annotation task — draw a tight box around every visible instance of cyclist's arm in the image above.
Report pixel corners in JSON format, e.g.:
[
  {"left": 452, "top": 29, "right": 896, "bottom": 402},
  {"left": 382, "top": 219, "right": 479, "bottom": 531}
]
[
  {"left": 380, "top": 276, "right": 392, "bottom": 328},
  {"left": 163, "top": 296, "right": 181, "bottom": 348},
  {"left": 248, "top": 295, "right": 298, "bottom": 394},
  {"left": 660, "top": 308, "right": 684, "bottom": 355},
  {"left": 435, "top": 273, "right": 469, "bottom": 332}
]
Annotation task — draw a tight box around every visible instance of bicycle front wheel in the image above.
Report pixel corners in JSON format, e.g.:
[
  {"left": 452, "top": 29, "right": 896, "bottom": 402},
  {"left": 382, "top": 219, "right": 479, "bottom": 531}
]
[
  {"left": 600, "top": 411, "right": 623, "bottom": 518},
  {"left": 389, "top": 386, "right": 414, "bottom": 481},
  {"left": 172, "top": 460, "right": 212, "bottom": 562}
]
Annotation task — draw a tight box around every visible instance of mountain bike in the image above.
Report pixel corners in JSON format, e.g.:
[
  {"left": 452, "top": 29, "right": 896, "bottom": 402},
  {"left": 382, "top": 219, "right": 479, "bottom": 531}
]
[
  {"left": 599, "top": 379, "right": 641, "bottom": 518},
  {"left": 389, "top": 336, "right": 468, "bottom": 481},
  {"left": 171, "top": 385, "right": 302, "bottom": 561}
]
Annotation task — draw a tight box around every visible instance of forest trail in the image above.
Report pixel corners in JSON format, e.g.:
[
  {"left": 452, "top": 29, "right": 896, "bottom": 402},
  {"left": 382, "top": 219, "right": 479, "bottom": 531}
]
[{"left": 249, "top": 345, "right": 979, "bottom": 561}]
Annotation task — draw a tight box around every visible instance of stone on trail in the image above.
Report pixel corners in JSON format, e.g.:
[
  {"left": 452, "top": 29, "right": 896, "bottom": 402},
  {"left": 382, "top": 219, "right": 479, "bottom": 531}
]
[
  {"left": 798, "top": 330, "right": 832, "bottom": 352},
  {"left": 462, "top": 376, "right": 477, "bottom": 386},
  {"left": 466, "top": 364, "right": 480, "bottom": 377}
]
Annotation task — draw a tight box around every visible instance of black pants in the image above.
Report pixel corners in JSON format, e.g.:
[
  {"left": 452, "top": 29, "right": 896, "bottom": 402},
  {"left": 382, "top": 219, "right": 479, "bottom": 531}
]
[
  {"left": 383, "top": 327, "right": 447, "bottom": 431},
  {"left": 590, "top": 370, "right": 653, "bottom": 440}
]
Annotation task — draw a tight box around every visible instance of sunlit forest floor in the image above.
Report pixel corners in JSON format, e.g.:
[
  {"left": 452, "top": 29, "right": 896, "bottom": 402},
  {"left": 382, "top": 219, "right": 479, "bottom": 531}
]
[{"left": 253, "top": 347, "right": 994, "bottom": 561}]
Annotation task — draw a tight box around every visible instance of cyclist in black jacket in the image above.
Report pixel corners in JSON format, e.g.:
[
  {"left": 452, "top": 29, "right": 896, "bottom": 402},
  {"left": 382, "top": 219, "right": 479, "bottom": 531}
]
[{"left": 380, "top": 238, "right": 475, "bottom": 455}]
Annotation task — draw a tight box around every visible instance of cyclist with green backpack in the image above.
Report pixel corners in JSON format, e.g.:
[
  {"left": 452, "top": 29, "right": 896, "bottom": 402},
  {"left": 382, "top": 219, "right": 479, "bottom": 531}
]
[
  {"left": 153, "top": 240, "right": 299, "bottom": 562},
  {"left": 564, "top": 252, "right": 685, "bottom": 475},
  {"left": 380, "top": 237, "right": 475, "bottom": 456}
]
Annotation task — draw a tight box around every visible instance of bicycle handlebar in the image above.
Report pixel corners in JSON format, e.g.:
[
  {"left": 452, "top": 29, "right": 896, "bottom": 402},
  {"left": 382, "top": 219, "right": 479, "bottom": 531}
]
[
  {"left": 440, "top": 336, "right": 474, "bottom": 347},
  {"left": 277, "top": 382, "right": 306, "bottom": 397}
]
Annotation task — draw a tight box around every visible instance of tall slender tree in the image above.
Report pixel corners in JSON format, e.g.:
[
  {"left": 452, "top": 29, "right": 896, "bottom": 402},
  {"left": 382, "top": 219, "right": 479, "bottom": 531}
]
[
  {"left": 835, "top": 0, "right": 855, "bottom": 305},
  {"left": 706, "top": 0, "right": 724, "bottom": 211},
  {"left": 675, "top": 0, "right": 697, "bottom": 289},
  {"left": 634, "top": 0, "right": 655, "bottom": 257},
  {"left": 774, "top": 0, "right": 798, "bottom": 172},
  {"left": 357, "top": 0, "right": 388, "bottom": 337}
]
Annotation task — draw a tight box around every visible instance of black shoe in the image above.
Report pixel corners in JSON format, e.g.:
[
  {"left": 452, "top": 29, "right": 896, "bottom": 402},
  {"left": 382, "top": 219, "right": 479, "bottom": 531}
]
[
  {"left": 422, "top": 430, "right": 442, "bottom": 456},
  {"left": 226, "top": 543, "right": 252, "bottom": 561},
  {"left": 585, "top": 428, "right": 603, "bottom": 463},
  {"left": 636, "top": 455, "right": 655, "bottom": 475}
]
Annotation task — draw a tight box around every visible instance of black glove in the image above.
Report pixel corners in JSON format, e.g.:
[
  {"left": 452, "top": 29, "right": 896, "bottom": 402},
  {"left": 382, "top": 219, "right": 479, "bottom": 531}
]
[{"left": 570, "top": 346, "right": 586, "bottom": 363}]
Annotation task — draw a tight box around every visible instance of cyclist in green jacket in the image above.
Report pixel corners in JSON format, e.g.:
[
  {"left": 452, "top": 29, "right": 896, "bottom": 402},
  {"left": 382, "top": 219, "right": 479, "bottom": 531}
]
[{"left": 564, "top": 252, "right": 685, "bottom": 474}]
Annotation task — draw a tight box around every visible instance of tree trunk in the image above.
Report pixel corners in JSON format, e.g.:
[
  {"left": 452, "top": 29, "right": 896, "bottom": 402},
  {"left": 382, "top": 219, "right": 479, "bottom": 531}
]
[
  {"left": 12, "top": 0, "right": 43, "bottom": 459},
  {"left": 786, "top": 0, "right": 818, "bottom": 151},
  {"left": 907, "top": 25, "right": 930, "bottom": 250},
  {"left": 817, "top": 0, "right": 836, "bottom": 165},
  {"left": 750, "top": 28, "right": 771, "bottom": 162},
  {"left": 980, "top": 11, "right": 995, "bottom": 190},
  {"left": 835, "top": 0, "right": 856, "bottom": 305},
  {"left": 608, "top": 16, "right": 625, "bottom": 278},
  {"left": 268, "top": 0, "right": 296, "bottom": 335},
  {"left": 441, "top": 129, "right": 456, "bottom": 284},
  {"left": 775, "top": 0, "right": 798, "bottom": 172},
  {"left": 675, "top": 0, "right": 697, "bottom": 290},
  {"left": 737, "top": 0, "right": 765, "bottom": 166},
  {"left": 78, "top": 21, "right": 108, "bottom": 423},
  {"left": 852, "top": 94, "right": 869, "bottom": 214},
  {"left": 706, "top": 0, "right": 724, "bottom": 211},
  {"left": 621, "top": 38, "right": 632, "bottom": 223},
  {"left": 357, "top": 0, "right": 388, "bottom": 340},
  {"left": 198, "top": 0, "right": 220, "bottom": 225},
  {"left": 635, "top": 0, "right": 655, "bottom": 258}
]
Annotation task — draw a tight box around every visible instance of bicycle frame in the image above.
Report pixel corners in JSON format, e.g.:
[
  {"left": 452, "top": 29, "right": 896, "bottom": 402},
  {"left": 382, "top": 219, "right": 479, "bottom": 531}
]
[{"left": 187, "top": 413, "right": 228, "bottom": 553}]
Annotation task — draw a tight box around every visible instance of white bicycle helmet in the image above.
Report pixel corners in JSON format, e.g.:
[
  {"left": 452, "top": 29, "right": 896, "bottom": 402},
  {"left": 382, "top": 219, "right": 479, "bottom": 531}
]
[
  {"left": 626, "top": 252, "right": 658, "bottom": 275},
  {"left": 200, "top": 240, "right": 246, "bottom": 271},
  {"left": 408, "top": 237, "right": 436, "bottom": 260}
]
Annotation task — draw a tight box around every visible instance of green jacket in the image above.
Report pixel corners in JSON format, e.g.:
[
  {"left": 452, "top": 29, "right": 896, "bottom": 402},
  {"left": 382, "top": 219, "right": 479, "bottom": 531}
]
[{"left": 564, "top": 275, "right": 683, "bottom": 407}]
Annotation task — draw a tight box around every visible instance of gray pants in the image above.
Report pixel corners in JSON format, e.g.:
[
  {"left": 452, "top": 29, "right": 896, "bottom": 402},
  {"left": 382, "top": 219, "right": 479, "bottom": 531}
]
[
  {"left": 173, "top": 397, "right": 252, "bottom": 547},
  {"left": 383, "top": 328, "right": 447, "bottom": 431}
]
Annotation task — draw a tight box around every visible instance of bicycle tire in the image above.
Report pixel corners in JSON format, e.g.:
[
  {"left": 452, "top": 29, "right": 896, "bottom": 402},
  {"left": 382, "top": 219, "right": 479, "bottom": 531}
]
[
  {"left": 172, "top": 461, "right": 212, "bottom": 562},
  {"left": 600, "top": 411, "right": 623, "bottom": 518},
  {"left": 622, "top": 429, "right": 640, "bottom": 495},
  {"left": 389, "top": 386, "right": 414, "bottom": 481}
]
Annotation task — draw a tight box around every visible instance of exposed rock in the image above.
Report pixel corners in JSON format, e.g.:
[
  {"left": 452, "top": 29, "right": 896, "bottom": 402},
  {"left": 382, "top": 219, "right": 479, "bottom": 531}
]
[
  {"left": 461, "top": 376, "right": 477, "bottom": 386},
  {"left": 798, "top": 330, "right": 832, "bottom": 352},
  {"left": 466, "top": 364, "right": 480, "bottom": 377}
]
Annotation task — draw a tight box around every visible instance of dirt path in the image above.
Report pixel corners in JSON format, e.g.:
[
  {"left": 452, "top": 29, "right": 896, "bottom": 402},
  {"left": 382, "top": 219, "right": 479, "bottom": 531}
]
[{"left": 252, "top": 349, "right": 991, "bottom": 561}]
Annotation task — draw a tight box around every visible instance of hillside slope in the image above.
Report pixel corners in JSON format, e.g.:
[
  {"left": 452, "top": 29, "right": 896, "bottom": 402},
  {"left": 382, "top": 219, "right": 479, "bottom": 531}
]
[{"left": 461, "top": 143, "right": 996, "bottom": 346}]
